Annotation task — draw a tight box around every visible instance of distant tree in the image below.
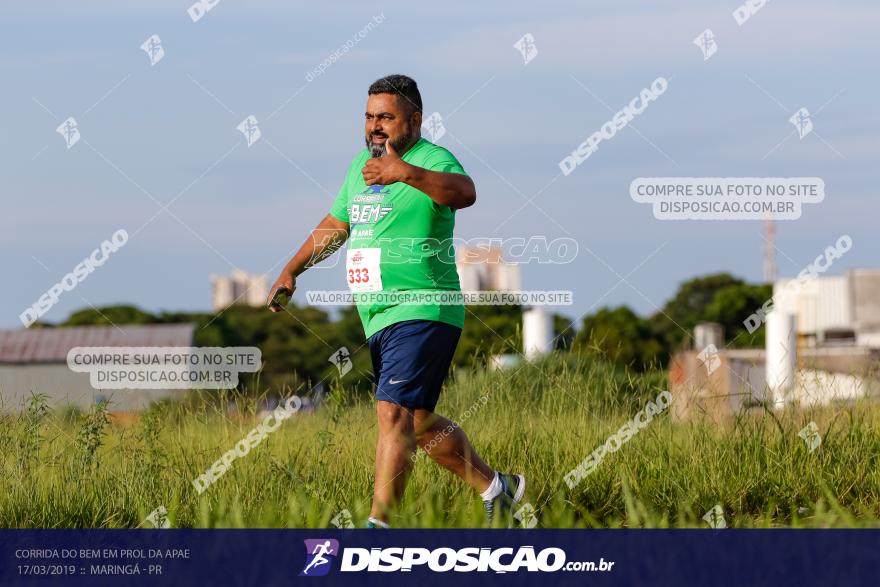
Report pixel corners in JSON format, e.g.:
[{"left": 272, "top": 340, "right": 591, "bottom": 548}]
[
  {"left": 334, "top": 305, "right": 368, "bottom": 348},
  {"left": 63, "top": 305, "right": 158, "bottom": 326},
  {"left": 454, "top": 305, "right": 522, "bottom": 367},
  {"left": 704, "top": 283, "right": 772, "bottom": 348},
  {"left": 553, "top": 314, "right": 575, "bottom": 351},
  {"left": 59, "top": 273, "right": 772, "bottom": 389},
  {"left": 573, "top": 306, "right": 665, "bottom": 372},
  {"left": 452, "top": 305, "right": 576, "bottom": 366},
  {"left": 202, "top": 304, "right": 370, "bottom": 395},
  {"left": 649, "top": 273, "right": 745, "bottom": 352}
]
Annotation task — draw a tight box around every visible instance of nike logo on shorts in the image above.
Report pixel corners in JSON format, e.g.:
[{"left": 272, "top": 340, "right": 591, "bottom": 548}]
[{"left": 388, "top": 378, "right": 407, "bottom": 385}]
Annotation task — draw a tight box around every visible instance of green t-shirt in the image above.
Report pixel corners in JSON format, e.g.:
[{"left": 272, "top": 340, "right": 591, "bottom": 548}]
[{"left": 329, "top": 137, "right": 467, "bottom": 338}]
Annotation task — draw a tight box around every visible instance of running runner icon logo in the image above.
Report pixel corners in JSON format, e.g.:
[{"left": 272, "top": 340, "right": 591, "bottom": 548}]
[{"left": 300, "top": 539, "right": 339, "bottom": 577}]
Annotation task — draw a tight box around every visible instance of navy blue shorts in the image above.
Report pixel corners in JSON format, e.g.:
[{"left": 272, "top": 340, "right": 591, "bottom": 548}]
[{"left": 368, "top": 319, "right": 462, "bottom": 412}]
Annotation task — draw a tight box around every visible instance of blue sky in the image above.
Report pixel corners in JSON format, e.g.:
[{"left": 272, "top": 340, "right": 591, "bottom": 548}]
[{"left": 2, "top": 0, "right": 877, "bottom": 329}]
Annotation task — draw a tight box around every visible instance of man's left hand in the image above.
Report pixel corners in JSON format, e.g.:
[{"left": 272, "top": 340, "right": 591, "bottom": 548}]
[{"left": 362, "top": 140, "right": 411, "bottom": 186}]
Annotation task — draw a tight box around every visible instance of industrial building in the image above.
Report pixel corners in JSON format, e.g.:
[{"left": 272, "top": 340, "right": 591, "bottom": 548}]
[
  {"left": 670, "top": 269, "right": 880, "bottom": 421},
  {"left": 0, "top": 323, "right": 195, "bottom": 413},
  {"left": 772, "top": 269, "right": 880, "bottom": 348},
  {"left": 210, "top": 269, "right": 268, "bottom": 312},
  {"left": 456, "top": 245, "right": 522, "bottom": 293}
]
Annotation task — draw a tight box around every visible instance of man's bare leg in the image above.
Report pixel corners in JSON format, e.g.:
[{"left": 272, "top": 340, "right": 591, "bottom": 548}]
[
  {"left": 370, "top": 400, "right": 417, "bottom": 523},
  {"left": 414, "top": 410, "right": 495, "bottom": 493}
]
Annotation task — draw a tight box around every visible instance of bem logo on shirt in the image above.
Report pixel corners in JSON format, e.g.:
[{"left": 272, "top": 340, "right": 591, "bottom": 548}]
[{"left": 350, "top": 203, "right": 393, "bottom": 225}]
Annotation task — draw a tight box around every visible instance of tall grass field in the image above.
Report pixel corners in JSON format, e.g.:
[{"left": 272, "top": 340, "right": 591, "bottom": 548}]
[{"left": 2, "top": 354, "right": 879, "bottom": 529}]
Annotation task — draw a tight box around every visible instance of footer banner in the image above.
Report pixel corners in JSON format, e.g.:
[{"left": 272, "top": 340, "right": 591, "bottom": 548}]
[{"left": 2, "top": 529, "right": 877, "bottom": 586}]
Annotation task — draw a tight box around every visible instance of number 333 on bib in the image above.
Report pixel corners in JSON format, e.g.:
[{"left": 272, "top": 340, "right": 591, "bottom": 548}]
[{"left": 346, "top": 248, "right": 383, "bottom": 292}]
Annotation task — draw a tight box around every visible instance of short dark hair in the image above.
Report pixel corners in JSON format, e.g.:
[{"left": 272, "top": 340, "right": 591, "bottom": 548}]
[{"left": 368, "top": 74, "right": 422, "bottom": 116}]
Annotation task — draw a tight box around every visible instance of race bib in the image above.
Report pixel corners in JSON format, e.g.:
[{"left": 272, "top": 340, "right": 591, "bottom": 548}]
[{"left": 346, "top": 248, "right": 382, "bottom": 292}]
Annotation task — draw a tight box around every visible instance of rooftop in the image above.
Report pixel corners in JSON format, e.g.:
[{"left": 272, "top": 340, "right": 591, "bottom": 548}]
[{"left": 0, "top": 323, "right": 196, "bottom": 364}]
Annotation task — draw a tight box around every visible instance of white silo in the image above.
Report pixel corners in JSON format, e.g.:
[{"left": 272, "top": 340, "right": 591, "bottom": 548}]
[
  {"left": 766, "top": 311, "right": 797, "bottom": 408},
  {"left": 523, "top": 307, "right": 554, "bottom": 361}
]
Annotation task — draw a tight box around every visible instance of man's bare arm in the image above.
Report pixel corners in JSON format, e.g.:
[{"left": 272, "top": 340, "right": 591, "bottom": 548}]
[
  {"left": 401, "top": 166, "right": 476, "bottom": 209},
  {"left": 267, "top": 213, "right": 349, "bottom": 311}
]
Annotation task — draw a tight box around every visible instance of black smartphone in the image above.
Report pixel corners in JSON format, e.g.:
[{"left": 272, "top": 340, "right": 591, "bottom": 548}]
[{"left": 268, "top": 287, "right": 290, "bottom": 309}]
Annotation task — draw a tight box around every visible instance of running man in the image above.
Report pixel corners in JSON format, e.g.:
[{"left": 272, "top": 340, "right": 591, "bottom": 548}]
[
  {"left": 302, "top": 541, "right": 334, "bottom": 575},
  {"left": 268, "top": 74, "right": 524, "bottom": 527}
]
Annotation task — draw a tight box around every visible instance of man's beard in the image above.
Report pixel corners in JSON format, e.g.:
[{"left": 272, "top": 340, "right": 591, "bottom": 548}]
[{"left": 366, "top": 128, "right": 414, "bottom": 158}]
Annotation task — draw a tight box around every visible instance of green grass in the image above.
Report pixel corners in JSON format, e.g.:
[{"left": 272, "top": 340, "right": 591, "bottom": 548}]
[{"left": 2, "top": 353, "right": 879, "bottom": 528}]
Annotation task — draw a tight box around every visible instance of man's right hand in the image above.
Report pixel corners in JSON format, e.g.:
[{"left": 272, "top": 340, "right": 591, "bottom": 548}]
[
  {"left": 267, "top": 274, "right": 296, "bottom": 312},
  {"left": 267, "top": 214, "right": 349, "bottom": 314}
]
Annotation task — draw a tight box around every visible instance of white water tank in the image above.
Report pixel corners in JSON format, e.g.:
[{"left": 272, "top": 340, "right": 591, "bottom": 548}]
[
  {"left": 523, "top": 308, "right": 554, "bottom": 361},
  {"left": 694, "top": 322, "right": 724, "bottom": 351},
  {"left": 766, "top": 312, "right": 797, "bottom": 408}
]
